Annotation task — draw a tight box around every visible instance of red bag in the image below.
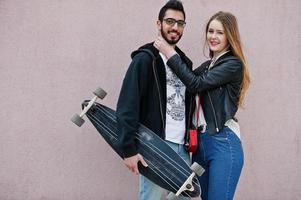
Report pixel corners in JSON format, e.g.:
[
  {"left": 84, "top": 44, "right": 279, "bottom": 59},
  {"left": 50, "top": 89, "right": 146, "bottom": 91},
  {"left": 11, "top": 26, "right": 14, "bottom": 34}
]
[
  {"left": 188, "top": 129, "right": 198, "bottom": 153},
  {"left": 187, "top": 96, "right": 201, "bottom": 153}
]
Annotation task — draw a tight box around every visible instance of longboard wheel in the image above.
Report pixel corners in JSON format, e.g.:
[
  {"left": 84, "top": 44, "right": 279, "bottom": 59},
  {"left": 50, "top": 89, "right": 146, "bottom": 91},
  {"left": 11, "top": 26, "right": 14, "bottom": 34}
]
[
  {"left": 190, "top": 162, "right": 205, "bottom": 176},
  {"left": 93, "top": 87, "right": 107, "bottom": 99},
  {"left": 167, "top": 192, "right": 178, "bottom": 200},
  {"left": 71, "top": 114, "right": 85, "bottom": 127}
]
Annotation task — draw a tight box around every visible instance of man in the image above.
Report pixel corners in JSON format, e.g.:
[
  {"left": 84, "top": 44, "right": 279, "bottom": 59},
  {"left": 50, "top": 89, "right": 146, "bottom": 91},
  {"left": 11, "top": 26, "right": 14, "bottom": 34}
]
[{"left": 116, "top": 1, "right": 193, "bottom": 199}]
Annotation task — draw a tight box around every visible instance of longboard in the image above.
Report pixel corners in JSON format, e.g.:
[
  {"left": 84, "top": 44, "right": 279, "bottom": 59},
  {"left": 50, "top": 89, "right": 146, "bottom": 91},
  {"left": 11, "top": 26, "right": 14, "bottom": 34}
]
[{"left": 71, "top": 88, "right": 204, "bottom": 199}]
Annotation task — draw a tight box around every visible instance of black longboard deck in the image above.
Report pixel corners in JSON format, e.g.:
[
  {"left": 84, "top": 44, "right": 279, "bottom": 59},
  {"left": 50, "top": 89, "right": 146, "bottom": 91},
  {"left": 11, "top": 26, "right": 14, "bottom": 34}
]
[{"left": 84, "top": 101, "right": 200, "bottom": 197}]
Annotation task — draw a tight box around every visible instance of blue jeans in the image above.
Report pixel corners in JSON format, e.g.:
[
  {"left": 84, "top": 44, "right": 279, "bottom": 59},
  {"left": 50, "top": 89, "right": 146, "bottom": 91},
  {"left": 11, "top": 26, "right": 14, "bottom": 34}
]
[
  {"left": 193, "top": 127, "right": 244, "bottom": 200},
  {"left": 139, "top": 140, "right": 191, "bottom": 200}
]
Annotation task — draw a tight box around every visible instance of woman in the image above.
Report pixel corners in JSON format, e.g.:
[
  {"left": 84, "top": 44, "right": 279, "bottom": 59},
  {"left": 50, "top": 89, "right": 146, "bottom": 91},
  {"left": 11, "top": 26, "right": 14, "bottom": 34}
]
[{"left": 154, "top": 11, "right": 250, "bottom": 200}]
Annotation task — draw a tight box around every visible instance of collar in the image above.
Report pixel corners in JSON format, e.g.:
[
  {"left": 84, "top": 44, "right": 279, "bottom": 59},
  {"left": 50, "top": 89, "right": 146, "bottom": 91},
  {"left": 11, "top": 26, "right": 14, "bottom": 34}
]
[
  {"left": 209, "top": 50, "right": 230, "bottom": 69},
  {"left": 159, "top": 52, "right": 168, "bottom": 66}
]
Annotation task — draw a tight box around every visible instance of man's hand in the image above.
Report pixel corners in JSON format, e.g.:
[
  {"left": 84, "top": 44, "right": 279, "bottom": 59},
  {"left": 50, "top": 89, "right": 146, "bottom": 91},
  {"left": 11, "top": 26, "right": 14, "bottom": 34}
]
[{"left": 123, "top": 154, "right": 148, "bottom": 175}]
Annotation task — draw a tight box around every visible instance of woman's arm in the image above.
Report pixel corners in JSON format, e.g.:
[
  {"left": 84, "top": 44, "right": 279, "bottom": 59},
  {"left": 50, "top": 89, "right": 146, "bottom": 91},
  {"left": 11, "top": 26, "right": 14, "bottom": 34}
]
[
  {"left": 167, "top": 54, "right": 242, "bottom": 93},
  {"left": 154, "top": 35, "right": 242, "bottom": 93}
]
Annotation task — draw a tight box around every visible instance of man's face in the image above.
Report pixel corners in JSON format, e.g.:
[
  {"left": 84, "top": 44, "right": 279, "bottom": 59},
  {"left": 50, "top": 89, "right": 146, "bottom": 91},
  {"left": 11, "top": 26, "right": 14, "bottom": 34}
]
[{"left": 157, "top": 9, "right": 185, "bottom": 45}]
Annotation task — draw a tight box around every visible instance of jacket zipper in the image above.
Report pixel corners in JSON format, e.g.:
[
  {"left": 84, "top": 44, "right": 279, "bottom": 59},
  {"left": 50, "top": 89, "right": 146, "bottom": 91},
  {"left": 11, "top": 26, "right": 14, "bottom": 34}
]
[
  {"left": 152, "top": 60, "right": 166, "bottom": 138},
  {"left": 205, "top": 64, "right": 219, "bottom": 133},
  {"left": 207, "top": 91, "right": 219, "bottom": 132}
]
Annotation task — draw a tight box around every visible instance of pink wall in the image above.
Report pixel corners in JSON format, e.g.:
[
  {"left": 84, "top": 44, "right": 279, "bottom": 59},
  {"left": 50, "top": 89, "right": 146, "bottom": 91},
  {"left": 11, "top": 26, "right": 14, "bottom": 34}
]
[{"left": 0, "top": 1, "right": 300, "bottom": 199}]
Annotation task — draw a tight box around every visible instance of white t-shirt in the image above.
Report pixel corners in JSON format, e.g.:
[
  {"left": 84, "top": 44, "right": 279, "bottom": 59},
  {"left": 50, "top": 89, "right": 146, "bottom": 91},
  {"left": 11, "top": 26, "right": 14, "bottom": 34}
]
[{"left": 160, "top": 53, "right": 186, "bottom": 144}]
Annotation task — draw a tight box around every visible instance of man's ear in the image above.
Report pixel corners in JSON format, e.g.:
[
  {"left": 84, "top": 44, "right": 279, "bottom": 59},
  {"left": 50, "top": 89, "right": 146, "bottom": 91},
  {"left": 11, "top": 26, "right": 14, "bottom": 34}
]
[{"left": 156, "top": 20, "right": 161, "bottom": 31}]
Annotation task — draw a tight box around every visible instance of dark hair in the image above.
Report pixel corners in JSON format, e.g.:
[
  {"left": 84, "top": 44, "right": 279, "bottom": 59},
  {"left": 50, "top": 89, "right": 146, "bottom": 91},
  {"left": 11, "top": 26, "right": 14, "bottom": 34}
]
[{"left": 158, "top": 0, "right": 185, "bottom": 21}]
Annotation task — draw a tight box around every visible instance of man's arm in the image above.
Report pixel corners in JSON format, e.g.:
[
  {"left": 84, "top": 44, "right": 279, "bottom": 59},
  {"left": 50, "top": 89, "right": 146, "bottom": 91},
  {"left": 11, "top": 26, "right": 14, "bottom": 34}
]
[{"left": 116, "top": 53, "right": 151, "bottom": 173}]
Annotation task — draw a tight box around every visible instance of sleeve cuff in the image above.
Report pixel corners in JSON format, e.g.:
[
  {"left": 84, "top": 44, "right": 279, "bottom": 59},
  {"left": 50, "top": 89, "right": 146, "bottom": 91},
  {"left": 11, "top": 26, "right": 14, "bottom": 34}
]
[
  {"left": 167, "top": 54, "right": 181, "bottom": 69},
  {"left": 122, "top": 144, "right": 138, "bottom": 158}
]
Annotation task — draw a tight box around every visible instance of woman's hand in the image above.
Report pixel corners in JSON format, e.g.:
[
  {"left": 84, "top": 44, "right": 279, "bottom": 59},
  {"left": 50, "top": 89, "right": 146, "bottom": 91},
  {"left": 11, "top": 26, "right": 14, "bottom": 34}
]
[{"left": 154, "top": 36, "right": 177, "bottom": 59}]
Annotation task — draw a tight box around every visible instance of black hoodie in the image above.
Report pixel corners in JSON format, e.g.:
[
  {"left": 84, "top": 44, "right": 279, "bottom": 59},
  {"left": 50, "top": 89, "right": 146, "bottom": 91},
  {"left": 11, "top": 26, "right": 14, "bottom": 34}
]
[{"left": 116, "top": 42, "right": 194, "bottom": 158}]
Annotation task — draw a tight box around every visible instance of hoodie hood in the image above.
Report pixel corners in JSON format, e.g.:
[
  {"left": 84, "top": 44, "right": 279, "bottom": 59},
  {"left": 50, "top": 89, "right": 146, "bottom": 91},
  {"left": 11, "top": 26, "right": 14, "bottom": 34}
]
[{"left": 131, "top": 42, "right": 159, "bottom": 59}]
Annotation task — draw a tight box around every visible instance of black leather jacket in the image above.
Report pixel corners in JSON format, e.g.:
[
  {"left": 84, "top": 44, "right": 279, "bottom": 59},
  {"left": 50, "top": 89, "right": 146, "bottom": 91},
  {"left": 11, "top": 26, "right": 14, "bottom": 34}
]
[{"left": 166, "top": 51, "right": 243, "bottom": 134}]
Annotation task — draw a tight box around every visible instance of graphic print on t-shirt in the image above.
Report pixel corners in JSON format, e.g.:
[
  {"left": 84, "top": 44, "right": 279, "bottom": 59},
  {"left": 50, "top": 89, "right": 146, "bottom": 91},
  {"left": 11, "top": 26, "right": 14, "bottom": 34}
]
[{"left": 166, "top": 66, "right": 185, "bottom": 121}]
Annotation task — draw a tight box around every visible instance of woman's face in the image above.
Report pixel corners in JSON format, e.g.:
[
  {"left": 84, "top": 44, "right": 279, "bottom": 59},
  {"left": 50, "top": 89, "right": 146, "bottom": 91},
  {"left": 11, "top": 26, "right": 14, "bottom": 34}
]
[{"left": 207, "top": 19, "right": 229, "bottom": 57}]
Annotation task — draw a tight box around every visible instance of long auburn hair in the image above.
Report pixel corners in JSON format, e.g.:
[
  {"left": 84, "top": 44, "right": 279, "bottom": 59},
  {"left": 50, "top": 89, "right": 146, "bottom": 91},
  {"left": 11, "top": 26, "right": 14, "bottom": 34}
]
[{"left": 205, "top": 11, "right": 250, "bottom": 107}]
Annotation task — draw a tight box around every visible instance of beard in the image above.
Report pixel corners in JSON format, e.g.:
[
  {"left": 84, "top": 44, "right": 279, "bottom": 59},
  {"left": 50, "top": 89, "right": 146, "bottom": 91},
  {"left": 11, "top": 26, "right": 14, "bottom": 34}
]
[{"left": 160, "top": 27, "right": 182, "bottom": 45}]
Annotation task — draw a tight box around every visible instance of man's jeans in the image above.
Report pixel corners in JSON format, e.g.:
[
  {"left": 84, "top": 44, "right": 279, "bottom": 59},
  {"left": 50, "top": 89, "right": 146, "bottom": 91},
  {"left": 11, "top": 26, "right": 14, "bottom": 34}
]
[
  {"left": 193, "top": 127, "right": 244, "bottom": 200},
  {"left": 139, "top": 140, "right": 191, "bottom": 200}
]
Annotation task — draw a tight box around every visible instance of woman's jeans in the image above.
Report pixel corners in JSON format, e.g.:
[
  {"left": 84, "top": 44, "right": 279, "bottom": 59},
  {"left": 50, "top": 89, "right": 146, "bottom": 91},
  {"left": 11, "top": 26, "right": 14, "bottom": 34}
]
[
  {"left": 193, "top": 127, "right": 244, "bottom": 200},
  {"left": 139, "top": 140, "right": 191, "bottom": 200}
]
